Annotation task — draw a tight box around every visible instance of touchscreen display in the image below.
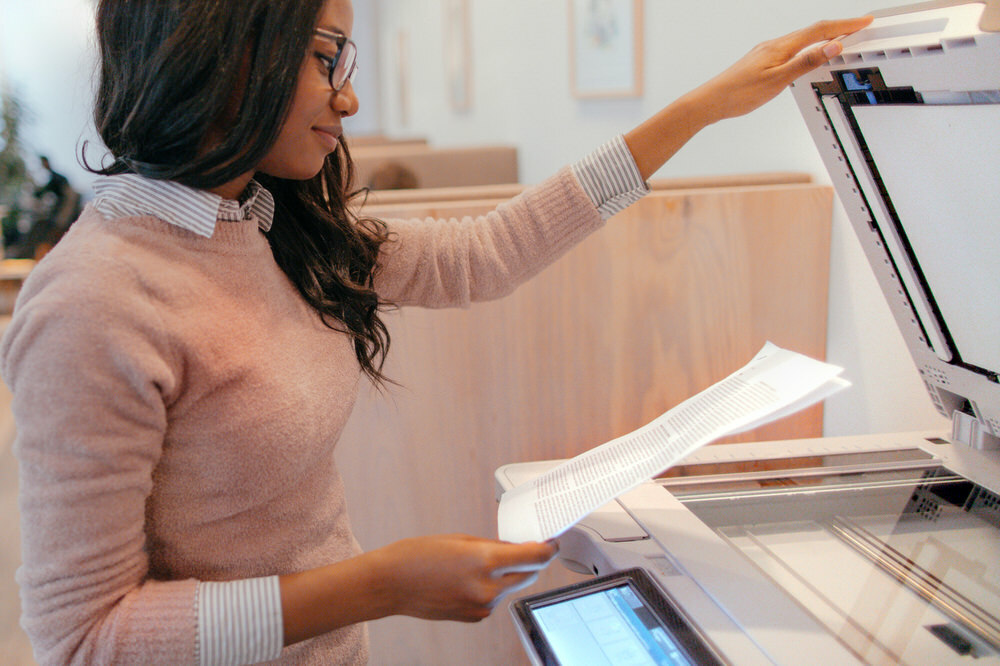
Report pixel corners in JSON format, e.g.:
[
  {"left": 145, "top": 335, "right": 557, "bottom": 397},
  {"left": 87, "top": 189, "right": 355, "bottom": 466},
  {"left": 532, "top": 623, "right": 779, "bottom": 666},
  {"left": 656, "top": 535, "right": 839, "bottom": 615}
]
[
  {"left": 513, "top": 569, "right": 721, "bottom": 666},
  {"left": 532, "top": 583, "right": 692, "bottom": 665}
]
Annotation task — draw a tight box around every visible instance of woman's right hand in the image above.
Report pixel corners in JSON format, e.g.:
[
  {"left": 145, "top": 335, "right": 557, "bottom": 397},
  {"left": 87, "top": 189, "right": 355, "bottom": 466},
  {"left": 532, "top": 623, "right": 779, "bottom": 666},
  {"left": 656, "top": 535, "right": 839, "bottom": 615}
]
[{"left": 374, "top": 534, "right": 558, "bottom": 622}]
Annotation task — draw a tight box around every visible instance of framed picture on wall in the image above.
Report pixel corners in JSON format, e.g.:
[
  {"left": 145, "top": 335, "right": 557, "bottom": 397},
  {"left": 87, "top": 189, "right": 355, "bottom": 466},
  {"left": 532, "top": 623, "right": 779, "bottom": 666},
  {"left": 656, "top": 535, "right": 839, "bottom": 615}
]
[
  {"left": 396, "top": 30, "right": 411, "bottom": 127},
  {"left": 443, "top": 0, "right": 472, "bottom": 112},
  {"left": 569, "top": 0, "right": 644, "bottom": 98}
]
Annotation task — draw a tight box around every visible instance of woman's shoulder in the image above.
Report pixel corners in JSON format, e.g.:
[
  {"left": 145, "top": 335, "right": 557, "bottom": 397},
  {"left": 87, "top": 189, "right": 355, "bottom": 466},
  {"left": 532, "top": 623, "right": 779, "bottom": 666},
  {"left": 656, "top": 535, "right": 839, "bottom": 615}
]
[
  {"left": 8, "top": 205, "right": 204, "bottom": 348},
  {"left": 21, "top": 207, "right": 164, "bottom": 302},
  {"left": 27, "top": 203, "right": 230, "bottom": 297},
  {"left": 0, "top": 208, "right": 186, "bottom": 385}
]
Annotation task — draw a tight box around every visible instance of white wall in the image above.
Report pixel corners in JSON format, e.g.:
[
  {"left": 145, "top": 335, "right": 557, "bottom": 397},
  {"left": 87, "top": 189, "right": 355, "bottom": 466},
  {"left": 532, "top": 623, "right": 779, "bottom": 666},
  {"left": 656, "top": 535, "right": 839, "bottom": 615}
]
[
  {"left": 375, "top": 0, "right": 949, "bottom": 437},
  {"left": 345, "top": 0, "right": 382, "bottom": 136}
]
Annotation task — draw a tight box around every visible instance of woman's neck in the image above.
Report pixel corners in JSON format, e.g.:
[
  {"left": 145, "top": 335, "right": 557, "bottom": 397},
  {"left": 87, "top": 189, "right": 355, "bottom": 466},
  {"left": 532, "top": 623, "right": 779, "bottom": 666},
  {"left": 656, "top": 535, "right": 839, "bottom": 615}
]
[{"left": 208, "top": 172, "right": 255, "bottom": 201}]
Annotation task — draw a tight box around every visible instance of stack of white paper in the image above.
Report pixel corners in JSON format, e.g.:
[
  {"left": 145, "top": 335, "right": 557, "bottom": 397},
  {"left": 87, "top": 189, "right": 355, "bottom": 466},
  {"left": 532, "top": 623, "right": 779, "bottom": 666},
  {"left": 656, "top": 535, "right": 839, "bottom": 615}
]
[{"left": 498, "top": 342, "right": 849, "bottom": 543}]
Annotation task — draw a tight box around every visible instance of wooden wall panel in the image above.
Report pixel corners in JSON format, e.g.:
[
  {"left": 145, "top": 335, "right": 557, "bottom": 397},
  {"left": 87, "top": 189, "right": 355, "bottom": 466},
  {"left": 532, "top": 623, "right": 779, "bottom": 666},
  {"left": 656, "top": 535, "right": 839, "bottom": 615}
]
[
  {"left": 350, "top": 144, "right": 519, "bottom": 189},
  {"left": 336, "top": 180, "right": 834, "bottom": 664},
  {"left": 361, "top": 171, "right": 811, "bottom": 207},
  {"left": 0, "top": 379, "right": 36, "bottom": 665}
]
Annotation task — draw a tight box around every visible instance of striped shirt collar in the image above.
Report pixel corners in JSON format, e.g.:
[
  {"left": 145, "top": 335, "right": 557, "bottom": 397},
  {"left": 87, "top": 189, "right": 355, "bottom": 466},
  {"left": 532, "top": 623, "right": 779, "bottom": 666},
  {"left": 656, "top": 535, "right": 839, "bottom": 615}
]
[{"left": 92, "top": 173, "right": 275, "bottom": 237}]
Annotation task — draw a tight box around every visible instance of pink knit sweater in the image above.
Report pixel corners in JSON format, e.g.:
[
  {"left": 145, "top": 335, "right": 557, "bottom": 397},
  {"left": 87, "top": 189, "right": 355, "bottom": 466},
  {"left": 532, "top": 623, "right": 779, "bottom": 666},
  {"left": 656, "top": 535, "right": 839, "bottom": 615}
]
[{"left": 1, "top": 168, "right": 601, "bottom": 664}]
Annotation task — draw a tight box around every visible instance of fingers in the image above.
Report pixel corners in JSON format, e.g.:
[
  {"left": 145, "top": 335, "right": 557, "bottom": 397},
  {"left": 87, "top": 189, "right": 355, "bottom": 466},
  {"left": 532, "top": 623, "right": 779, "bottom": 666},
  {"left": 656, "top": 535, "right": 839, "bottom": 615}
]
[
  {"left": 779, "top": 16, "right": 874, "bottom": 56},
  {"left": 484, "top": 541, "right": 558, "bottom": 609},
  {"left": 489, "top": 541, "right": 556, "bottom": 579},
  {"left": 493, "top": 540, "right": 559, "bottom": 572},
  {"left": 489, "top": 571, "right": 541, "bottom": 607},
  {"left": 385, "top": 535, "right": 558, "bottom": 623},
  {"left": 490, "top": 561, "right": 548, "bottom": 577},
  {"left": 778, "top": 41, "right": 841, "bottom": 81},
  {"left": 767, "top": 16, "right": 874, "bottom": 84}
]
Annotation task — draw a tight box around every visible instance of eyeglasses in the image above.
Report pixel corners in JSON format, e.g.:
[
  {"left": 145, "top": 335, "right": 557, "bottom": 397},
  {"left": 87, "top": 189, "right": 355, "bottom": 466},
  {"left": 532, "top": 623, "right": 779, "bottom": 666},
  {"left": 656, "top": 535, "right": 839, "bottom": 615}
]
[{"left": 314, "top": 29, "right": 359, "bottom": 92}]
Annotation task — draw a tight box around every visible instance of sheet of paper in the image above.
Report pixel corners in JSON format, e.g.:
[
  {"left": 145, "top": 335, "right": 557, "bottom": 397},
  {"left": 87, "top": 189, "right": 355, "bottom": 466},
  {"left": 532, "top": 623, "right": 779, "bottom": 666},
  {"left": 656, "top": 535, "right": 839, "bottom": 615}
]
[{"left": 497, "top": 343, "right": 849, "bottom": 543}]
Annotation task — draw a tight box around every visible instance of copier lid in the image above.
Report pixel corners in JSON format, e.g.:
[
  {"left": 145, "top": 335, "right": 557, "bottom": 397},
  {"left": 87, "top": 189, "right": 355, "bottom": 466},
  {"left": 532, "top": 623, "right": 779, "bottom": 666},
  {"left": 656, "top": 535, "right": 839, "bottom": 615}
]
[{"left": 790, "top": 0, "right": 1000, "bottom": 447}]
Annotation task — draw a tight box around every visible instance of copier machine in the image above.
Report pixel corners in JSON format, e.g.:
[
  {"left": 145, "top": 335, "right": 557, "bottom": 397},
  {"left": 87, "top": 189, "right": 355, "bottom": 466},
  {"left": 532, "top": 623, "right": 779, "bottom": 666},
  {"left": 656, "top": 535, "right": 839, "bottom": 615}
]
[{"left": 496, "top": 2, "right": 1000, "bottom": 663}]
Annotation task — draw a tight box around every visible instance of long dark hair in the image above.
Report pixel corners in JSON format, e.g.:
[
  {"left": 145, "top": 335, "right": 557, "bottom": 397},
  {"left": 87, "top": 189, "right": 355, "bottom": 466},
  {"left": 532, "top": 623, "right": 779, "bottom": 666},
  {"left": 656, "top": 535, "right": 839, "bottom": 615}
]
[{"left": 87, "top": 0, "right": 392, "bottom": 384}]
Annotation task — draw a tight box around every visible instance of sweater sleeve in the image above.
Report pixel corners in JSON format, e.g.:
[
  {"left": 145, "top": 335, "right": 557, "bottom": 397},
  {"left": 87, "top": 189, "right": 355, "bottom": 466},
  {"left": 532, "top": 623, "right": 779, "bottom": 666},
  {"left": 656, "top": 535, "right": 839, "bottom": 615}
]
[
  {"left": 373, "top": 139, "right": 648, "bottom": 308},
  {"left": 1, "top": 254, "right": 199, "bottom": 665},
  {"left": 374, "top": 166, "right": 605, "bottom": 307}
]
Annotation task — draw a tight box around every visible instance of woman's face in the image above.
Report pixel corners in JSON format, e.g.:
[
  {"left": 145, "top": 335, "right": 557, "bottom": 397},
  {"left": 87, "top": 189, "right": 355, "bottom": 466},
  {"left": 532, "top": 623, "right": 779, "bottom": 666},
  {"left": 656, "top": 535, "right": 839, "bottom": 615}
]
[{"left": 255, "top": 0, "right": 359, "bottom": 181}]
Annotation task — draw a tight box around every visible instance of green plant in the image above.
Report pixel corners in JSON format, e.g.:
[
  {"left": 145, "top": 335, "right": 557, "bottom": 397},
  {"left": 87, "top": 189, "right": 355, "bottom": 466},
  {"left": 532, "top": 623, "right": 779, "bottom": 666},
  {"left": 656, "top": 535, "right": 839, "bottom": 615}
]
[{"left": 0, "top": 86, "right": 35, "bottom": 246}]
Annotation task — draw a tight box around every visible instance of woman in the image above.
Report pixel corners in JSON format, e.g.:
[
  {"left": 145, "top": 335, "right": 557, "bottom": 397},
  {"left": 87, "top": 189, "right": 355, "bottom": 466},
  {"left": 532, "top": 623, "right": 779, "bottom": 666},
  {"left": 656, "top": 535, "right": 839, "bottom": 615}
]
[{"left": 1, "top": 0, "right": 871, "bottom": 663}]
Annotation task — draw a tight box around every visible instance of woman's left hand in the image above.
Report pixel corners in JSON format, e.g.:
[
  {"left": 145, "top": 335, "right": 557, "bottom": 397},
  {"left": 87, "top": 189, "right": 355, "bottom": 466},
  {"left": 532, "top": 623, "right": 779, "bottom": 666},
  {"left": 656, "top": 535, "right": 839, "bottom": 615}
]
[
  {"left": 691, "top": 16, "right": 875, "bottom": 124},
  {"left": 625, "top": 15, "right": 874, "bottom": 180}
]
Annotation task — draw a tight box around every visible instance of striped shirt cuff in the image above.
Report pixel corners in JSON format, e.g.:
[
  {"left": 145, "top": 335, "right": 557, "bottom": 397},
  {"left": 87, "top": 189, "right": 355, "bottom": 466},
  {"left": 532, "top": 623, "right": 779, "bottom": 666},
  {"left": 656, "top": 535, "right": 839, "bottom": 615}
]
[
  {"left": 196, "top": 577, "right": 283, "bottom": 666},
  {"left": 570, "top": 135, "right": 649, "bottom": 220}
]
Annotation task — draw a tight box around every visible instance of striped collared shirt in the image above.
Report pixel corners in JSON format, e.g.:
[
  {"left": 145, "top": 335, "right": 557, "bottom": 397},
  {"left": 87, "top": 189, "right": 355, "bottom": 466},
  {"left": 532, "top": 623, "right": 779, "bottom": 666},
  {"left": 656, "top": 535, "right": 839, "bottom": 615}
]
[
  {"left": 92, "top": 173, "right": 275, "bottom": 236},
  {"left": 570, "top": 134, "right": 649, "bottom": 220}
]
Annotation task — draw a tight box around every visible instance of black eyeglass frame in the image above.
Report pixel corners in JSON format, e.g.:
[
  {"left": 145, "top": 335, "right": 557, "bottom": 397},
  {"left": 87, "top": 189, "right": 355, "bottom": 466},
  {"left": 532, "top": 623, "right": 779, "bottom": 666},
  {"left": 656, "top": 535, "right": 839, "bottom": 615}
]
[{"left": 314, "top": 28, "right": 359, "bottom": 92}]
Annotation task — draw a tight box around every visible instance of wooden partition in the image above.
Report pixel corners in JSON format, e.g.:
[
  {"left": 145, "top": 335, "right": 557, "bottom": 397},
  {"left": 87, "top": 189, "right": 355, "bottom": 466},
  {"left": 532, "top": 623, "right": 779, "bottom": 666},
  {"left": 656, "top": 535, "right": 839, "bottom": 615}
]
[
  {"left": 336, "top": 176, "right": 834, "bottom": 665},
  {"left": 361, "top": 171, "right": 812, "bottom": 206},
  {"left": 0, "top": 259, "right": 34, "bottom": 315},
  {"left": 351, "top": 143, "right": 519, "bottom": 189}
]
